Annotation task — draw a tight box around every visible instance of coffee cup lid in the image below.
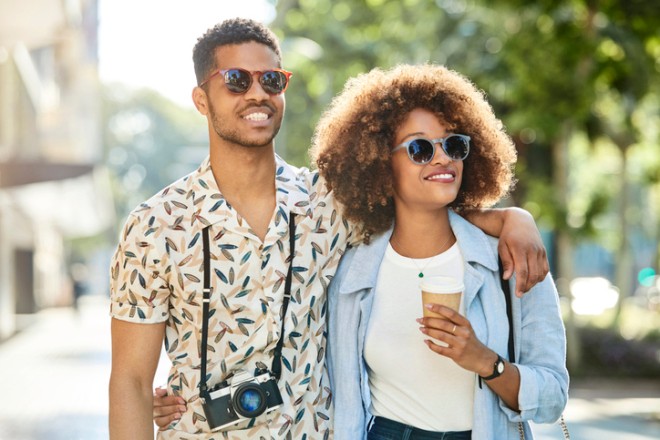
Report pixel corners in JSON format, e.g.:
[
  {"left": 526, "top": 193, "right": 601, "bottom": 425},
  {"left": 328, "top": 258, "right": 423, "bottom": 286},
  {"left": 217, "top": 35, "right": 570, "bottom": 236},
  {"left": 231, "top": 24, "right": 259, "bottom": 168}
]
[{"left": 419, "top": 276, "right": 464, "bottom": 293}]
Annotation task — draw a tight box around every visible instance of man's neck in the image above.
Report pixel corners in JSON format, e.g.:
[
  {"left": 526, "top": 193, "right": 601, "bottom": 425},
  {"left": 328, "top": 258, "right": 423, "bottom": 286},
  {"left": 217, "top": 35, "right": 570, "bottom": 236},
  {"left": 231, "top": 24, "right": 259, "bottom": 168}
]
[{"left": 209, "top": 143, "right": 277, "bottom": 241}]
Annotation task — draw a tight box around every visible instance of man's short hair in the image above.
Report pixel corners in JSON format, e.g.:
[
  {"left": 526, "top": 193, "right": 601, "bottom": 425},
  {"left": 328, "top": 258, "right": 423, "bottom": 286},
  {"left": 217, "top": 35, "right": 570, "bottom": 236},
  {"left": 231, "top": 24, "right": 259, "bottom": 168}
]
[{"left": 192, "top": 18, "right": 282, "bottom": 86}]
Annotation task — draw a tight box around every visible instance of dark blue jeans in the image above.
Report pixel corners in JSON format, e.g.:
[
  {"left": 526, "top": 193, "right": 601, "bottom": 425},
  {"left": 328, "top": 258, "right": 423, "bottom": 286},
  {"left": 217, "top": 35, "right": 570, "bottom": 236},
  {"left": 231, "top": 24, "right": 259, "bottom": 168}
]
[{"left": 367, "top": 416, "right": 472, "bottom": 440}]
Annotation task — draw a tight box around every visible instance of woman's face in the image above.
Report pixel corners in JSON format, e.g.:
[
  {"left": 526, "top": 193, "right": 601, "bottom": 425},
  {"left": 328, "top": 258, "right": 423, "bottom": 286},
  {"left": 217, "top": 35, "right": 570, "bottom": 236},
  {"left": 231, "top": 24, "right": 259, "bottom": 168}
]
[{"left": 391, "top": 108, "right": 463, "bottom": 212}]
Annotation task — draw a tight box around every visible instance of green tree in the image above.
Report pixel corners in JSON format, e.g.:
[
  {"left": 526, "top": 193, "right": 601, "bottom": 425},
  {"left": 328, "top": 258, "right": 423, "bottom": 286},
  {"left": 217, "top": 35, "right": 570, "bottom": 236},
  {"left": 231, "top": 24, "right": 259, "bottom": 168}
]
[{"left": 102, "top": 84, "right": 207, "bottom": 225}]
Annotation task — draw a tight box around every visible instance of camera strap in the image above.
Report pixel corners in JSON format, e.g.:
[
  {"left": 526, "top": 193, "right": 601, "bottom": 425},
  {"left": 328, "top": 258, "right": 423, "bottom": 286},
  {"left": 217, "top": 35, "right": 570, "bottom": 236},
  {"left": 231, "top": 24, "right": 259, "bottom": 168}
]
[{"left": 199, "top": 214, "right": 297, "bottom": 397}]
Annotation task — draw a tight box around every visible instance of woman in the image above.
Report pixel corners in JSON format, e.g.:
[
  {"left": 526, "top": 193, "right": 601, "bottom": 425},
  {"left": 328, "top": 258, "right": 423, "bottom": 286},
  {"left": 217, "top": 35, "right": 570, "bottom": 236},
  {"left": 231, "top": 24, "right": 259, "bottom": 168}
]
[{"left": 312, "top": 64, "right": 568, "bottom": 439}]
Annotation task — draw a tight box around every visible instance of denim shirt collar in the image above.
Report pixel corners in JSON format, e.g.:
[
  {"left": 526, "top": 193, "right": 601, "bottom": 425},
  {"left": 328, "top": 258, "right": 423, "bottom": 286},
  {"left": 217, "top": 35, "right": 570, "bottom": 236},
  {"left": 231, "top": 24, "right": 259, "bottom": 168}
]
[{"left": 338, "top": 210, "right": 500, "bottom": 295}]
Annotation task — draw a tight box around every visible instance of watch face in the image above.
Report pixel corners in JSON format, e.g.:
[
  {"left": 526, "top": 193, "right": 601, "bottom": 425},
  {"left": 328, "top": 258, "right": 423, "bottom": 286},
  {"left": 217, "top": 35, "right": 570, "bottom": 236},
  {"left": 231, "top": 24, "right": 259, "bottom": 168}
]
[{"left": 497, "top": 361, "right": 505, "bottom": 374}]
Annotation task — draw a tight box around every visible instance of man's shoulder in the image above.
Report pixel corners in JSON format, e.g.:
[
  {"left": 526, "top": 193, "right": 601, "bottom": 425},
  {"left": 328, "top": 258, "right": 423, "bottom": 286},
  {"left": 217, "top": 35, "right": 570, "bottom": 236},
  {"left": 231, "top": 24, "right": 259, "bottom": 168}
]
[{"left": 126, "top": 169, "right": 199, "bottom": 222}]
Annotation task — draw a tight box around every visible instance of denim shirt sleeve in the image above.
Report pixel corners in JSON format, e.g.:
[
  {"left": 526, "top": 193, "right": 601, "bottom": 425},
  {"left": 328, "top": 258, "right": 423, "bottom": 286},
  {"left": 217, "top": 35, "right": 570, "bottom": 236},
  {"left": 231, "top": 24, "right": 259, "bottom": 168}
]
[
  {"left": 498, "top": 273, "right": 569, "bottom": 424},
  {"left": 327, "top": 248, "right": 369, "bottom": 440}
]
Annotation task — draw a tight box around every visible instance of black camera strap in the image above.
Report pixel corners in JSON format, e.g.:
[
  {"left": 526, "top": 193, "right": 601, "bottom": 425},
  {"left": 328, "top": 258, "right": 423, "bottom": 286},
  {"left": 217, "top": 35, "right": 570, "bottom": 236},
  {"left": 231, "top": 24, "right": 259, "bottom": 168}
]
[{"left": 199, "top": 214, "right": 297, "bottom": 397}]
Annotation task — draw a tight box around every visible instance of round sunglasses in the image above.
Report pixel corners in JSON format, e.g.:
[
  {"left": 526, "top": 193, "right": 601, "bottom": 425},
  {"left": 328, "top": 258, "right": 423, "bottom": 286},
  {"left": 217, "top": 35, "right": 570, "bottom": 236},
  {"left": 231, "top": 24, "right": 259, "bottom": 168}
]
[
  {"left": 199, "top": 68, "right": 293, "bottom": 95},
  {"left": 392, "top": 134, "right": 471, "bottom": 164}
]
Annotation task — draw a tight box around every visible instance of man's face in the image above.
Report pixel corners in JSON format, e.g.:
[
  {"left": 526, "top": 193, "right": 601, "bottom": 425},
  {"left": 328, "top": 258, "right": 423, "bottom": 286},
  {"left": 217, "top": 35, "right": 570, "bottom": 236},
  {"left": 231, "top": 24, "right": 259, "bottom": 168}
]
[{"left": 202, "top": 41, "right": 286, "bottom": 149}]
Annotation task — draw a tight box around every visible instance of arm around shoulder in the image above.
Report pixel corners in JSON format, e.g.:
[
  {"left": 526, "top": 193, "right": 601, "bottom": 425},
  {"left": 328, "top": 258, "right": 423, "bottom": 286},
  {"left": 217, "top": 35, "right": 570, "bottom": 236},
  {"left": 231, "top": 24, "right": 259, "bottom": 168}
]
[{"left": 463, "top": 207, "right": 549, "bottom": 297}]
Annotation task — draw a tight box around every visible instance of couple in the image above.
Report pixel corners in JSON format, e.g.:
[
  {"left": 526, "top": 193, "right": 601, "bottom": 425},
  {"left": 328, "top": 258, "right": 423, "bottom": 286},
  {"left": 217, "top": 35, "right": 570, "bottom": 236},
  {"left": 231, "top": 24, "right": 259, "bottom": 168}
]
[{"left": 109, "top": 18, "right": 568, "bottom": 440}]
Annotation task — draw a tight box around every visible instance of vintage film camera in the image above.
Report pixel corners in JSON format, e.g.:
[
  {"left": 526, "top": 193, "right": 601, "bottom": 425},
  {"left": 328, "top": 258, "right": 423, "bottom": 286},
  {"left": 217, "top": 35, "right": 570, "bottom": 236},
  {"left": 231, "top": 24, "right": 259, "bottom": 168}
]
[{"left": 202, "top": 368, "right": 283, "bottom": 431}]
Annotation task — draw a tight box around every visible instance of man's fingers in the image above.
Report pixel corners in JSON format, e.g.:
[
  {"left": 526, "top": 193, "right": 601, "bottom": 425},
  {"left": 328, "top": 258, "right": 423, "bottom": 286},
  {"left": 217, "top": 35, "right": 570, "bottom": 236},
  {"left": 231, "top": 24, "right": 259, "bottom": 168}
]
[
  {"left": 154, "top": 387, "right": 168, "bottom": 397},
  {"left": 154, "top": 413, "right": 181, "bottom": 430},
  {"left": 153, "top": 403, "right": 186, "bottom": 418},
  {"left": 498, "top": 242, "right": 515, "bottom": 280}
]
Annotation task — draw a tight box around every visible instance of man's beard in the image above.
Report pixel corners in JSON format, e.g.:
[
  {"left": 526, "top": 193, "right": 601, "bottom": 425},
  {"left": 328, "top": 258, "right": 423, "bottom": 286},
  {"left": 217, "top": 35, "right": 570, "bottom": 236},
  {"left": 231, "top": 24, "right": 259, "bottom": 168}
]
[{"left": 209, "top": 102, "right": 281, "bottom": 148}]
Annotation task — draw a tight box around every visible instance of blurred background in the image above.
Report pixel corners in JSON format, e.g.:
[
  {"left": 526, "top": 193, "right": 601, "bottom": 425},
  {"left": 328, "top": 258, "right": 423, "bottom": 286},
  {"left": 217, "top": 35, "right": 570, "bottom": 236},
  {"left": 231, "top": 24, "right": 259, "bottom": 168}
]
[{"left": 0, "top": 0, "right": 658, "bottom": 438}]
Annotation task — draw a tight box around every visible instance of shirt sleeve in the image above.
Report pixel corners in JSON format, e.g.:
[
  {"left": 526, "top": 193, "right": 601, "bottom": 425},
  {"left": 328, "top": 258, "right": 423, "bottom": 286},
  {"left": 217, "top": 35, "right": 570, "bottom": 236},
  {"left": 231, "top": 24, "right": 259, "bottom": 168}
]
[
  {"left": 109, "top": 213, "right": 171, "bottom": 323},
  {"left": 498, "top": 275, "right": 569, "bottom": 424}
]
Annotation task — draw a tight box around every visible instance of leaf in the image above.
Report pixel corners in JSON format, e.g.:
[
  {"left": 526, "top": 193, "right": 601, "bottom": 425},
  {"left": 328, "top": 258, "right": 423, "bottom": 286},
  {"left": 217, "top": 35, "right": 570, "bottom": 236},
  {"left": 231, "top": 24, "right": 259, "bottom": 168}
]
[
  {"left": 215, "top": 269, "right": 228, "bottom": 284},
  {"left": 178, "top": 254, "right": 193, "bottom": 267},
  {"left": 165, "top": 237, "right": 178, "bottom": 252},
  {"left": 184, "top": 273, "right": 201, "bottom": 283}
]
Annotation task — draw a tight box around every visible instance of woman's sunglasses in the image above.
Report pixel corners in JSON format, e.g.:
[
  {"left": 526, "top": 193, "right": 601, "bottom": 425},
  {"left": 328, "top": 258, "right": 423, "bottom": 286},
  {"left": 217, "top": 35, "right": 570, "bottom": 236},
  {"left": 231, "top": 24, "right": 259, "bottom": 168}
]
[
  {"left": 392, "top": 134, "right": 471, "bottom": 164},
  {"left": 199, "top": 68, "right": 293, "bottom": 95}
]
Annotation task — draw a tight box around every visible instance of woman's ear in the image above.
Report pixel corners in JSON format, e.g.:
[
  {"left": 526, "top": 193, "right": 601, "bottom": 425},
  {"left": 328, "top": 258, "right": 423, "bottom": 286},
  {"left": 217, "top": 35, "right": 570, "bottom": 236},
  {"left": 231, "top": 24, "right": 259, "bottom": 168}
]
[{"left": 192, "top": 86, "right": 209, "bottom": 115}]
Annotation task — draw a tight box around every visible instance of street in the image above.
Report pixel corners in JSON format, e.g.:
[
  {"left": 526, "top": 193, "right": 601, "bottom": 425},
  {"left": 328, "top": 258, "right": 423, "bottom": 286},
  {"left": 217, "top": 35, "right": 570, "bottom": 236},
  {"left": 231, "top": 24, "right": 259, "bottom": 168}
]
[{"left": 0, "top": 295, "right": 658, "bottom": 439}]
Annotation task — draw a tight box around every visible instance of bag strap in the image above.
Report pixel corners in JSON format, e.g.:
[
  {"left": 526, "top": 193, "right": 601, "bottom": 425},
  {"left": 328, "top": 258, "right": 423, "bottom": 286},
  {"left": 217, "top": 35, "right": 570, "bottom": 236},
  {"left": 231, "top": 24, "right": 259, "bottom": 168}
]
[
  {"left": 497, "top": 257, "right": 570, "bottom": 440},
  {"left": 497, "top": 257, "right": 516, "bottom": 363},
  {"left": 199, "top": 214, "right": 297, "bottom": 397}
]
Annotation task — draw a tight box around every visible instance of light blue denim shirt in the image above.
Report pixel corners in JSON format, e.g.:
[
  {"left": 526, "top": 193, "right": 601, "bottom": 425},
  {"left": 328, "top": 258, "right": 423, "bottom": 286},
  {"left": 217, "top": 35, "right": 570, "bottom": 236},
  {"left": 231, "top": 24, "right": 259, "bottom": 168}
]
[{"left": 327, "top": 211, "right": 569, "bottom": 440}]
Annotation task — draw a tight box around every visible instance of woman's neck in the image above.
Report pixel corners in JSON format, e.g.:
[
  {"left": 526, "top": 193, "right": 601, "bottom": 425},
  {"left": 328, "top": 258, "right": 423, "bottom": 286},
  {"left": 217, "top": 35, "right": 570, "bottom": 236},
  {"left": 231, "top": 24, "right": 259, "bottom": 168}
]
[{"left": 390, "top": 208, "right": 454, "bottom": 259}]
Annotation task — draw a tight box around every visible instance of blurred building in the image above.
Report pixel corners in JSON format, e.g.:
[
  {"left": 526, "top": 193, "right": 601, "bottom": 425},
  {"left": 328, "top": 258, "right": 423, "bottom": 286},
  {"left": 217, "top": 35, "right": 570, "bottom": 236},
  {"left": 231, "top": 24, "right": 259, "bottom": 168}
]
[{"left": 0, "top": 0, "right": 113, "bottom": 340}]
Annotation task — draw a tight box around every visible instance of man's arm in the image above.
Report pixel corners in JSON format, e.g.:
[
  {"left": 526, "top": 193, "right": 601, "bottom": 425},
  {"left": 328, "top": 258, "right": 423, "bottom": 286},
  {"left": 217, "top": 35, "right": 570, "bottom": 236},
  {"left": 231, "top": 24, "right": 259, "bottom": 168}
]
[
  {"left": 109, "top": 318, "right": 165, "bottom": 440},
  {"left": 462, "top": 207, "right": 549, "bottom": 297}
]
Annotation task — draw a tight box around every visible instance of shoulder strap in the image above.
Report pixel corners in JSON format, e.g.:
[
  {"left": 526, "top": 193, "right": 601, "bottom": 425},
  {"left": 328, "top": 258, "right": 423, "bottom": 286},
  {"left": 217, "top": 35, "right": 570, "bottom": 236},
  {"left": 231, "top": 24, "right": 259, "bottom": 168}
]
[
  {"left": 272, "top": 213, "right": 297, "bottom": 380},
  {"left": 199, "top": 226, "right": 212, "bottom": 396},
  {"left": 498, "top": 257, "right": 516, "bottom": 363},
  {"left": 199, "top": 214, "right": 297, "bottom": 396}
]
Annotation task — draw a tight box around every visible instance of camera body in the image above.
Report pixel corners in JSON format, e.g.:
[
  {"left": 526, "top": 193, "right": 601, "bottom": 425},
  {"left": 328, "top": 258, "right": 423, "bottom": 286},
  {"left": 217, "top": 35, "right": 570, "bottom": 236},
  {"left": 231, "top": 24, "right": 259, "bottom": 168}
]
[{"left": 202, "top": 368, "right": 283, "bottom": 431}]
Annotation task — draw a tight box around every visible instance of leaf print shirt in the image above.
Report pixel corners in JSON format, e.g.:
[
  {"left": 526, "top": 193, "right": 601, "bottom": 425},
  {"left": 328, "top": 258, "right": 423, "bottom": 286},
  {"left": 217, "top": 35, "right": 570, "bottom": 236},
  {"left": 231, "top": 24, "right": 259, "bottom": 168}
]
[{"left": 110, "top": 155, "right": 354, "bottom": 439}]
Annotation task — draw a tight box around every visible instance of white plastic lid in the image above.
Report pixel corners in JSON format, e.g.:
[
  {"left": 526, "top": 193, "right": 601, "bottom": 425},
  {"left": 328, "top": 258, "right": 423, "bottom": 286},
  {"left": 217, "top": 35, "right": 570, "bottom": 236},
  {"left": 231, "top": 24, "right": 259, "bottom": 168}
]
[{"left": 419, "top": 276, "right": 464, "bottom": 294}]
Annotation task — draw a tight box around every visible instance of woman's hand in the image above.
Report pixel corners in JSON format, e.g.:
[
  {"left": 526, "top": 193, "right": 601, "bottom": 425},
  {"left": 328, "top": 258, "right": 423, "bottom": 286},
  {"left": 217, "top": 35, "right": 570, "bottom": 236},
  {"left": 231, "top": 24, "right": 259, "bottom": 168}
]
[
  {"left": 418, "top": 304, "right": 521, "bottom": 410},
  {"left": 153, "top": 387, "right": 186, "bottom": 430},
  {"left": 417, "top": 305, "right": 497, "bottom": 377}
]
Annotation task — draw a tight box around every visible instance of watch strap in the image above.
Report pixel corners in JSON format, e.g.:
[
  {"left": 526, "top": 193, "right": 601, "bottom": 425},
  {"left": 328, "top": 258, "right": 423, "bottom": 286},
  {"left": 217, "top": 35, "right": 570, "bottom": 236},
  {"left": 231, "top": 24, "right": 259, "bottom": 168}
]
[{"left": 480, "top": 354, "right": 505, "bottom": 380}]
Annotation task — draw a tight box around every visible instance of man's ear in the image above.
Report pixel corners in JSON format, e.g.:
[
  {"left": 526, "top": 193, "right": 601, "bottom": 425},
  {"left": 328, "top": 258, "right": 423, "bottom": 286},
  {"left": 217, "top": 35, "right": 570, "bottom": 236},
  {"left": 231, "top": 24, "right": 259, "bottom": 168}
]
[{"left": 192, "top": 86, "right": 209, "bottom": 115}]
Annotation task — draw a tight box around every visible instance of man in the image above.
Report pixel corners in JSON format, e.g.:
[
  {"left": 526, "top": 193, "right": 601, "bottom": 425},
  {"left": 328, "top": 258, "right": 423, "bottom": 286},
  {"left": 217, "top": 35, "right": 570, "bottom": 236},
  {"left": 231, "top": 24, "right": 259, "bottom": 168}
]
[{"left": 109, "top": 18, "right": 548, "bottom": 440}]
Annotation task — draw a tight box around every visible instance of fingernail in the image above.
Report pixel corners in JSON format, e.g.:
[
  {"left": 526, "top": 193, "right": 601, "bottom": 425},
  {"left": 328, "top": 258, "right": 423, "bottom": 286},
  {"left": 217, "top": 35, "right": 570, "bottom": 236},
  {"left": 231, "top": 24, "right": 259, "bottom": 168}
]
[
  {"left": 174, "top": 413, "right": 181, "bottom": 419},
  {"left": 425, "top": 304, "right": 433, "bottom": 309},
  {"left": 178, "top": 398, "right": 186, "bottom": 404},
  {"left": 419, "top": 327, "right": 427, "bottom": 333},
  {"left": 415, "top": 318, "right": 423, "bottom": 324},
  {"left": 179, "top": 405, "right": 187, "bottom": 412}
]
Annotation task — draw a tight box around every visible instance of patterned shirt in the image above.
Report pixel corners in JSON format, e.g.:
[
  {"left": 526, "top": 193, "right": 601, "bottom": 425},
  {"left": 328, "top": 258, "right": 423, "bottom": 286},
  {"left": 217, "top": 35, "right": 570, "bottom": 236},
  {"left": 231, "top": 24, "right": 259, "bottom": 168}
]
[{"left": 110, "top": 156, "right": 353, "bottom": 439}]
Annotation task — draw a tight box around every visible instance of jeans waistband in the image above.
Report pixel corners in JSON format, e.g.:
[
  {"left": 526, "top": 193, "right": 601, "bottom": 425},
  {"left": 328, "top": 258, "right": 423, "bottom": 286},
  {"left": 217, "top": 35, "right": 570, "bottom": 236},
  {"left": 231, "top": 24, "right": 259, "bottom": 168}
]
[{"left": 370, "top": 416, "right": 472, "bottom": 440}]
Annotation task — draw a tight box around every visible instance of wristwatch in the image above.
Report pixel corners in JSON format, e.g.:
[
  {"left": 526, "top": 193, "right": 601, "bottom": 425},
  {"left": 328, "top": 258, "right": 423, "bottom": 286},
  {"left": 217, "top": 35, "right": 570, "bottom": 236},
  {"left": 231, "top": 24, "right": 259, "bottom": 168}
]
[{"left": 480, "top": 354, "right": 505, "bottom": 380}]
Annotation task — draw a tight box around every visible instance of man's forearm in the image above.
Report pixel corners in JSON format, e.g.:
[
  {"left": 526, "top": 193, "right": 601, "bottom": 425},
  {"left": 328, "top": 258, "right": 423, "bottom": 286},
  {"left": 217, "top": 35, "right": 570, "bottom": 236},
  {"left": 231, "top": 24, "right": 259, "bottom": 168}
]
[
  {"left": 109, "top": 376, "right": 155, "bottom": 440},
  {"left": 461, "top": 207, "right": 509, "bottom": 237}
]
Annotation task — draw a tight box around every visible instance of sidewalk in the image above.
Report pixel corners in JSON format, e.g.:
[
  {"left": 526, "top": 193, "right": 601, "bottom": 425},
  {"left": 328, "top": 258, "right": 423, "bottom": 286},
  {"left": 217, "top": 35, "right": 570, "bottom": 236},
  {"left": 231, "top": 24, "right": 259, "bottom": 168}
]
[{"left": 0, "top": 295, "right": 658, "bottom": 439}]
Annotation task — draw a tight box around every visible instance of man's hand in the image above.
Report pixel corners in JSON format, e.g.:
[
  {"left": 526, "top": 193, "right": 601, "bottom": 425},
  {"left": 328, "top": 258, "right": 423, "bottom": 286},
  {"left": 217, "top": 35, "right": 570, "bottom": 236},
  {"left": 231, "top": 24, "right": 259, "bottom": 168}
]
[
  {"left": 153, "top": 387, "right": 186, "bottom": 430},
  {"left": 498, "top": 208, "right": 549, "bottom": 297}
]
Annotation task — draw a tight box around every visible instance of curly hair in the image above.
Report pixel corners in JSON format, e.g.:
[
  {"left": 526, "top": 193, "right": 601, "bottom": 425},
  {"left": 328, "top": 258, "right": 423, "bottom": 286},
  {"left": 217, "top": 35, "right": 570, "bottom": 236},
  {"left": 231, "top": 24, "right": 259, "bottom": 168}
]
[
  {"left": 311, "top": 64, "right": 517, "bottom": 242},
  {"left": 192, "top": 18, "right": 281, "bottom": 87}
]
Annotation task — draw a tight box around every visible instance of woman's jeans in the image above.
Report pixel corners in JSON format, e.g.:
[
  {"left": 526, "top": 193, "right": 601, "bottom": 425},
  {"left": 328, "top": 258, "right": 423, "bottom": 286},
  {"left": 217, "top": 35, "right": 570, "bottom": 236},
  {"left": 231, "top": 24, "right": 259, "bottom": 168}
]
[{"left": 367, "top": 416, "right": 472, "bottom": 440}]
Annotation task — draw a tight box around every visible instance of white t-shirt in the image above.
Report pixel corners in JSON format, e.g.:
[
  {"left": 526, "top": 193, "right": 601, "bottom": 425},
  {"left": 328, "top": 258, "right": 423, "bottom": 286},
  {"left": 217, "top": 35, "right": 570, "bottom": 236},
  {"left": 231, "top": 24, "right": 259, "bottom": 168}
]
[{"left": 363, "top": 242, "right": 475, "bottom": 431}]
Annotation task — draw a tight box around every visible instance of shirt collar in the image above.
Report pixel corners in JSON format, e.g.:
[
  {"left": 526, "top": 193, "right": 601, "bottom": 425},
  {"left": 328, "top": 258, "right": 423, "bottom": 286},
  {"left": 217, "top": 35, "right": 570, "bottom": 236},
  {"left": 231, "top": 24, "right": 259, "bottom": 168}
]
[
  {"left": 338, "top": 210, "right": 499, "bottom": 294},
  {"left": 189, "top": 155, "right": 312, "bottom": 232}
]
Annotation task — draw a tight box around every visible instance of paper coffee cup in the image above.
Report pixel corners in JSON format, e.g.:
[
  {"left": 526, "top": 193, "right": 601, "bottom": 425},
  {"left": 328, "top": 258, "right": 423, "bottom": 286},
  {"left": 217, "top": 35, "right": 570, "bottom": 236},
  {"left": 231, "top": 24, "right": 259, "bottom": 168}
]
[{"left": 420, "top": 276, "right": 464, "bottom": 318}]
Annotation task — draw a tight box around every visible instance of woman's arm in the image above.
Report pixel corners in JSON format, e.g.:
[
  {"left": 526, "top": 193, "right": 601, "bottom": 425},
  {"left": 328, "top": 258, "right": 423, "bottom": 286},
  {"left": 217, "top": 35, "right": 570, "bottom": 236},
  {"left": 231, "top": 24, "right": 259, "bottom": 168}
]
[
  {"left": 420, "top": 277, "right": 569, "bottom": 422},
  {"left": 461, "top": 208, "right": 549, "bottom": 297}
]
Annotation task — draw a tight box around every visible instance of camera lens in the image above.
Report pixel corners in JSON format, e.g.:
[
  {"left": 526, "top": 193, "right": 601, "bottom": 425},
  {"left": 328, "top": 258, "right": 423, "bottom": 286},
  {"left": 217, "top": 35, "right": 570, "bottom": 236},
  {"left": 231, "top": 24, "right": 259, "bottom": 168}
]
[{"left": 232, "top": 383, "right": 267, "bottom": 418}]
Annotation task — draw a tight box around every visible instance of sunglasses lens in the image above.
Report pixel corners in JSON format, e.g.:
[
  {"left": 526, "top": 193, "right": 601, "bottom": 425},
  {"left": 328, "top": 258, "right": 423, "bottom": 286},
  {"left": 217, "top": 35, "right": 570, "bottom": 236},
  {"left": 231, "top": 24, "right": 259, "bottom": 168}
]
[
  {"left": 224, "top": 69, "right": 252, "bottom": 93},
  {"left": 444, "top": 135, "right": 470, "bottom": 160},
  {"left": 260, "top": 71, "right": 288, "bottom": 94},
  {"left": 407, "top": 139, "right": 435, "bottom": 164}
]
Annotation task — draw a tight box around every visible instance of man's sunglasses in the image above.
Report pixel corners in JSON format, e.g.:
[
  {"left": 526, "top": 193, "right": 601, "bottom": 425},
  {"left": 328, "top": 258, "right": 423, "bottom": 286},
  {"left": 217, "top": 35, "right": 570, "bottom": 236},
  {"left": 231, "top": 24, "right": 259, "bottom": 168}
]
[
  {"left": 392, "top": 134, "right": 471, "bottom": 164},
  {"left": 199, "top": 68, "right": 293, "bottom": 95}
]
